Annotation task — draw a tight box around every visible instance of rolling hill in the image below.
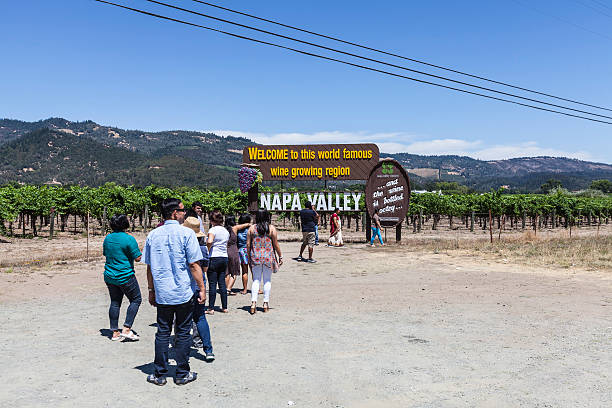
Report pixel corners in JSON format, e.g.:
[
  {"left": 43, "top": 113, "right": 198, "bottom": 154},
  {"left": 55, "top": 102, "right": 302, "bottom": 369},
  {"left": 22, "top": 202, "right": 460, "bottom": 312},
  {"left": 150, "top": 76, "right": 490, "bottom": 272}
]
[{"left": 0, "top": 118, "right": 610, "bottom": 191}]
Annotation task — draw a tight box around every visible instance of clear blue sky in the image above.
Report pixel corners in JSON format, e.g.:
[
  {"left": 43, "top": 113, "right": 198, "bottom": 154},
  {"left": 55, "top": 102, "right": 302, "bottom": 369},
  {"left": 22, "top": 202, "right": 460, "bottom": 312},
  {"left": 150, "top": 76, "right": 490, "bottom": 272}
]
[{"left": 1, "top": 0, "right": 611, "bottom": 162}]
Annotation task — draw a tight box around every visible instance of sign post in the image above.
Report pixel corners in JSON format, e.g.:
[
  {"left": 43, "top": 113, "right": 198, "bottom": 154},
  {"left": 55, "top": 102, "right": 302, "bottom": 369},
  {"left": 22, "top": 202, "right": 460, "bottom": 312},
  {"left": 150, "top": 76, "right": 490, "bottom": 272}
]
[{"left": 365, "top": 159, "right": 411, "bottom": 242}]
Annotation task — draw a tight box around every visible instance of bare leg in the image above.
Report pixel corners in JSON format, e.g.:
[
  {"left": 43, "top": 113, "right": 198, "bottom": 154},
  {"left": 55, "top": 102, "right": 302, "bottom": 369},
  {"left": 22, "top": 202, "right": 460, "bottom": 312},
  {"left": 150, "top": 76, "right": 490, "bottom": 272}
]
[
  {"left": 240, "top": 264, "right": 249, "bottom": 294},
  {"left": 299, "top": 242, "right": 307, "bottom": 258},
  {"left": 308, "top": 247, "right": 314, "bottom": 259},
  {"left": 226, "top": 274, "right": 236, "bottom": 293}
]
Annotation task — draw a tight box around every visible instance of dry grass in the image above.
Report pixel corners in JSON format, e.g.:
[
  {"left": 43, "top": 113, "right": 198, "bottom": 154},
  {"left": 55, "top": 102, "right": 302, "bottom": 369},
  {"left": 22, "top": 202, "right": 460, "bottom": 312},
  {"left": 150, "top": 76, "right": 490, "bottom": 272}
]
[{"left": 399, "top": 233, "right": 612, "bottom": 271}]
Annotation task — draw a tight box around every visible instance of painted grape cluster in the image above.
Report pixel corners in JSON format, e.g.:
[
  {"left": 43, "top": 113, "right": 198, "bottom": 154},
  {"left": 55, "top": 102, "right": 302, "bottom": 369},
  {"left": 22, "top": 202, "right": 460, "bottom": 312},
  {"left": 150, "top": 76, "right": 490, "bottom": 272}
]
[{"left": 238, "top": 166, "right": 261, "bottom": 193}]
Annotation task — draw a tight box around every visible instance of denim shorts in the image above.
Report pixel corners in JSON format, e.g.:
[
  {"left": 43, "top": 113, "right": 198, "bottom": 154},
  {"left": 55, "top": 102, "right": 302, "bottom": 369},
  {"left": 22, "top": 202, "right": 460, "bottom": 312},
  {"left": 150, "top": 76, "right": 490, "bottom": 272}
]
[{"left": 238, "top": 247, "right": 249, "bottom": 265}]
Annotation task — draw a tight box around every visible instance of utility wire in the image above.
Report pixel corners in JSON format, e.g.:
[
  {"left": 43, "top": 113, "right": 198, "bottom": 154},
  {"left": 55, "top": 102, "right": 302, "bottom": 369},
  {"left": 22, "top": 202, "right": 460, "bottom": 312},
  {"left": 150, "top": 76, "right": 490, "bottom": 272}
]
[
  {"left": 188, "top": 0, "right": 612, "bottom": 112},
  {"left": 510, "top": 0, "right": 612, "bottom": 41},
  {"left": 141, "top": 0, "right": 612, "bottom": 120},
  {"left": 92, "top": 0, "right": 612, "bottom": 125},
  {"left": 573, "top": 0, "right": 612, "bottom": 19},
  {"left": 589, "top": 0, "right": 612, "bottom": 13}
]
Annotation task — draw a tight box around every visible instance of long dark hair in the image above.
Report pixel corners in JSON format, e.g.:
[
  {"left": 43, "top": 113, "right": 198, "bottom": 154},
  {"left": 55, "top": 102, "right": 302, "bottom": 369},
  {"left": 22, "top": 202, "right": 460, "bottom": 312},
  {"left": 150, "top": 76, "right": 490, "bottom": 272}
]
[
  {"left": 255, "top": 210, "right": 270, "bottom": 236},
  {"left": 224, "top": 215, "right": 236, "bottom": 233}
]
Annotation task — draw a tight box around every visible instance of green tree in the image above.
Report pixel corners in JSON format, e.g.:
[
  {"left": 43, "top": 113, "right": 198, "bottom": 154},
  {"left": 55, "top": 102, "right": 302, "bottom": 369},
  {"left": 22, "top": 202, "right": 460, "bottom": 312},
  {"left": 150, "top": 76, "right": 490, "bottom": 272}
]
[
  {"left": 590, "top": 179, "right": 612, "bottom": 193},
  {"left": 540, "top": 178, "right": 562, "bottom": 193}
]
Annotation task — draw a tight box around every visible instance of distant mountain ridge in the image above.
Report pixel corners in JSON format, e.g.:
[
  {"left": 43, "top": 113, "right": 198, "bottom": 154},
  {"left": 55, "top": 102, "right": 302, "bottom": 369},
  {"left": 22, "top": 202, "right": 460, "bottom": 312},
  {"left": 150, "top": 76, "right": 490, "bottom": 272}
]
[{"left": 0, "top": 117, "right": 610, "bottom": 191}]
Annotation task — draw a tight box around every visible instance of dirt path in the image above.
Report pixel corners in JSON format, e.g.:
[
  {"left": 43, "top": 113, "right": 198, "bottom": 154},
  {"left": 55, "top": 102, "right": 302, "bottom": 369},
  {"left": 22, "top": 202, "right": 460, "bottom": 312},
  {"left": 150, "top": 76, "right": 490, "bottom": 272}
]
[{"left": 0, "top": 242, "right": 610, "bottom": 407}]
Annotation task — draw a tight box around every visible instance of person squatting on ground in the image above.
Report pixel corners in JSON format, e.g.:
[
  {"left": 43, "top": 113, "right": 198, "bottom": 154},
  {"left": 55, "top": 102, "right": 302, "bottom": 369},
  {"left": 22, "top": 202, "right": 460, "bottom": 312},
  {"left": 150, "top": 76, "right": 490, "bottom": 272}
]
[
  {"left": 224, "top": 215, "right": 251, "bottom": 295},
  {"left": 328, "top": 208, "right": 344, "bottom": 247},
  {"left": 182, "top": 216, "right": 214, "bottom": 361},
  {"left": 370, "top": 208, "right": 384, "bottom": 246},
  {"left": 247, "top": 210, "right": 282, "bottom": 314},
  {"left": 206, "top": 209, "right": 229, "bottom": 314},
  {"left": 297, "top": 201, "right": 319, "bottom": 263},
  {"left": 103, "top": 214, "right": 142, "bottom": 341},
  {"left": 143, "top": 198, "right": 206, "bottom": 386},
  {"left": 236, "top": 213, "right": 252, "bottom": 294}
]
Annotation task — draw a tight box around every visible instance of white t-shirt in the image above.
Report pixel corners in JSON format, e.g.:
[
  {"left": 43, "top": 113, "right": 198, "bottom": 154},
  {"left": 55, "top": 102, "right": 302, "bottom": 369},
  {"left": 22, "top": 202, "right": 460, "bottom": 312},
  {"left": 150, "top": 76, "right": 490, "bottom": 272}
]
[{"left": 208, "top": 225, "right": 229, "bottom": 258}]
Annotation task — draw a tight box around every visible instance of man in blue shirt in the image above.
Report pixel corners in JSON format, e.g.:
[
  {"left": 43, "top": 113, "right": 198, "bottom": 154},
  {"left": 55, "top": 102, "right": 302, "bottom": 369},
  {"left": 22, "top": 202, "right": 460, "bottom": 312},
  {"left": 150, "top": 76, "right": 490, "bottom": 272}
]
[{"left": 143, "top": 198, "right": 206, "bottom": 386}]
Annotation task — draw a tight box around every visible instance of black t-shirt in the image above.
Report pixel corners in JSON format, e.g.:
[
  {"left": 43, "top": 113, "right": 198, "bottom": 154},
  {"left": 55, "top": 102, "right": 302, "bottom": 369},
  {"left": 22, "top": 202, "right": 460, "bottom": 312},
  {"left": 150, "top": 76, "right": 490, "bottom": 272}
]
[{"left": 300, "top": 209, "right": 317, "bottom": 232}]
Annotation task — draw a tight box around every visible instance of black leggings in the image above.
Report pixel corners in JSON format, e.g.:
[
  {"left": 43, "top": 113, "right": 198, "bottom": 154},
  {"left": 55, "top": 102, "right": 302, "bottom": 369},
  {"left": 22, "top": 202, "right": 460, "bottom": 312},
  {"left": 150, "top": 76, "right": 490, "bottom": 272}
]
[{"left": 207, "top": 257, "right": 228, "bottom": 310}]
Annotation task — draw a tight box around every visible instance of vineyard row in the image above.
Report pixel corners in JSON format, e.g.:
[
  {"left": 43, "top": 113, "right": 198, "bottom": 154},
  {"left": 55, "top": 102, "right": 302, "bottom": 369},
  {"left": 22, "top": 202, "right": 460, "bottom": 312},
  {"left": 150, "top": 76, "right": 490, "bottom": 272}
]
[{"left": 0, "top": 184, "right": 610, "bottom": 237}]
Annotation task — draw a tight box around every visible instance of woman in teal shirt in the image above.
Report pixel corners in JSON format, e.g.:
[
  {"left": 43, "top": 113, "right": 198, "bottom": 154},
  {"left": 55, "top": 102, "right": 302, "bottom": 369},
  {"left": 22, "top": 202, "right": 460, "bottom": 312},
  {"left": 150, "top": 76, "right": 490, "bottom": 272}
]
[{"left": 103, "top": 214, "right": 142, "bottom": 341}]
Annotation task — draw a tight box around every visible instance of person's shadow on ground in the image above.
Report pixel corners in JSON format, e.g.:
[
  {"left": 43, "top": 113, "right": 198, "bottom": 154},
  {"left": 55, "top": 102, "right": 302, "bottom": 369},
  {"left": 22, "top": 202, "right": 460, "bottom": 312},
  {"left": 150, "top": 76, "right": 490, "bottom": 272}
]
[{"left": 99, "top": 329, "right": 114, "bottom": 339}]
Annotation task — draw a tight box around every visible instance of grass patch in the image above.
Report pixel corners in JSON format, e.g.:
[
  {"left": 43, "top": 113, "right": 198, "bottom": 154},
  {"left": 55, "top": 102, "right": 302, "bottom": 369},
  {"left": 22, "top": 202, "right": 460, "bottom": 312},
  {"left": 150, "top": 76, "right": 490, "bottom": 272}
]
[{"left": 409, "top": 234, "right": 612, "bottom": 271}]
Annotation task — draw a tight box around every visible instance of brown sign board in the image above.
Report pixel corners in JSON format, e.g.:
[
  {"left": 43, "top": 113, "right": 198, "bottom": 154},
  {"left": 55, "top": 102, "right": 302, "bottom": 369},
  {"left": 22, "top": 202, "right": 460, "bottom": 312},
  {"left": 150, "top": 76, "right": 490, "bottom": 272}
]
[
  {"left": 242, "top": 144, "right": 379, "bottom": 181},
  {"left": 365, "top": 159, "right": 411, "bottom": 228}
]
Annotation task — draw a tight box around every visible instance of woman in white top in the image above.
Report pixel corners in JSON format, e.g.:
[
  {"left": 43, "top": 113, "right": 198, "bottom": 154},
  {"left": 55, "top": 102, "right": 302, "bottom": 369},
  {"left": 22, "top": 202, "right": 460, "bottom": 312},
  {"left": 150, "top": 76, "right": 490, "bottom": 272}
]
[{"left": 206, "top": 210, "right": 230, "bottom": 314}]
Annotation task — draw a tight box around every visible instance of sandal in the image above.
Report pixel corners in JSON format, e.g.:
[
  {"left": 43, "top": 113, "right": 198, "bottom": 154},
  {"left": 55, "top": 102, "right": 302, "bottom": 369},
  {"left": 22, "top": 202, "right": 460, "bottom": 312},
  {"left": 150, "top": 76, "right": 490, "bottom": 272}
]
[
  {"left": 263, "top": 302, "right": 269, "bottom": 313},
  {"left": 205, "top": 309, "right": 214, "bottom": 315},
  {"left": 120, "top": 330, "right": 140, "bottom": 341},
  {"left": 250, "top": 303, "right": 256, "bottom": 315}
]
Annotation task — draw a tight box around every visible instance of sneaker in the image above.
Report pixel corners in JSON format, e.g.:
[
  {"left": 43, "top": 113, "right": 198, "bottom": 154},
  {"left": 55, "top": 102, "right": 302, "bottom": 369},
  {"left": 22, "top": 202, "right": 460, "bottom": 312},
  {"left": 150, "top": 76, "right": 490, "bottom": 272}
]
[
  {"left": 174, "top": 372, "right": 197, "bottom": 385},
  {"left": 205, "top": 351, "right": 215, "bottom": 362},
  {"left": 192, "top": 340, "right": 203, "bottom": 348},
  {"left": 146, "top": 374, "right": 167, "bottom": 386},
  {"left": 306, "top": 258, "right": 316, "bottom": 263},
  {"left": 296, "top": 256, "right": 303, "bottom": 262}
]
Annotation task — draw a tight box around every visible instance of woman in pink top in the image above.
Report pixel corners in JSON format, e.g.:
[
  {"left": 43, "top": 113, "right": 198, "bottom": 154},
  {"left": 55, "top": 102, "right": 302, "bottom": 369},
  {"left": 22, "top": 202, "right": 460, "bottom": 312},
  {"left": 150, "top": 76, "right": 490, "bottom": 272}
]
[{"left": 246, "top": 210, "right": 282, "bottom": 314}]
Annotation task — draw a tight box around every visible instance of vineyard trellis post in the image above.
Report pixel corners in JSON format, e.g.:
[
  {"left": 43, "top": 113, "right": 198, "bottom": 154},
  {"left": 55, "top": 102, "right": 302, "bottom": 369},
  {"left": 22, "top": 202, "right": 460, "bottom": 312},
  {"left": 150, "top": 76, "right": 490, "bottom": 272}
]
[
  {"left": 49, "top": 208, "right": 55, "bottom": 240},
  {"left": 86, "top": 211, "right": 90, "bottom": 263},
  {"left": 489, "top": 209, "right": 493, "bottom": 243},
  {"left": 470, "top": 210, "right": 474, "bottom": 232},
  {"left": 144, "top": 205, "right": 149, "bottom": 234}
]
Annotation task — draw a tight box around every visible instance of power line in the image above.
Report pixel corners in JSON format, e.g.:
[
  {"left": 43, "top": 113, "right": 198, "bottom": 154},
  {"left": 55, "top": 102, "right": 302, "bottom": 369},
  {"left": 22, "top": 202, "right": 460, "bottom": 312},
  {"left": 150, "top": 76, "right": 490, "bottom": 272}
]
[
  {"left": 589, "top": 0, "right": 612, "bottom": 13},
  {"left": 188, "top": 0, "right": 612, "bottom": 113},
  {"left": 510, "top": 0, "right": 612, "bottom": 41},
  {"left": 141, "top": 0, "right": 612, "bottom": 121},
  {"left": 573, "top": 0, "right": 612, "bottom": 20},
  {"left": 92, "top": 0, "right": 612, "bottom": 125}
]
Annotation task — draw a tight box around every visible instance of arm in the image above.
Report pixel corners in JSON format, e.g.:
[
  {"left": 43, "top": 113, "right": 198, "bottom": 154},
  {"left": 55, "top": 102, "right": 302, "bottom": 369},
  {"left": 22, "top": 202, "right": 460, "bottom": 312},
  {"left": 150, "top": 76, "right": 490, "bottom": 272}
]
[
  {"left": 314, "top": 211, "right": 320, "bottom": 225},
  {"left": 246, "top": 227, "right": 253, "bottom": 264},
  {"left": 189, "top": 261, "right": 206, "bottom": 304},
  {"left": 270, "top": 226, "right": 283, "bottom": 266},
  {"left": 233, "top": 223, "right": 251, "bottom": 233},
  {"left": 206, "top": 231, "right": 214, "bottom": 253},
  {"left": 147, "top": 265, "right": 156, "bottom": 306}
]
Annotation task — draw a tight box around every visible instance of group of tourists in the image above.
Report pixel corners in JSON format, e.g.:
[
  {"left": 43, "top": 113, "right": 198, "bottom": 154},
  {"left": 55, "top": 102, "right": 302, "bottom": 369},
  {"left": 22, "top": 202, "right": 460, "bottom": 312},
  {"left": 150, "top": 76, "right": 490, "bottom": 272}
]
[
  {"left": 101, "top": 198, "right": 283, "bottom": 385},
  {"left": 101, "top": 198, "right": 381, "bottom": 385}
]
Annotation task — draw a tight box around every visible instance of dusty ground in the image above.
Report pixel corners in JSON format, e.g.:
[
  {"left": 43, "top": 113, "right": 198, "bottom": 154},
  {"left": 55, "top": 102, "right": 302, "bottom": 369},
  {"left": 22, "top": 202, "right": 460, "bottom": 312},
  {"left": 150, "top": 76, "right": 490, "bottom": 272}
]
[{"left": 0, "top": 236, "right": 611, "bottom": 407}]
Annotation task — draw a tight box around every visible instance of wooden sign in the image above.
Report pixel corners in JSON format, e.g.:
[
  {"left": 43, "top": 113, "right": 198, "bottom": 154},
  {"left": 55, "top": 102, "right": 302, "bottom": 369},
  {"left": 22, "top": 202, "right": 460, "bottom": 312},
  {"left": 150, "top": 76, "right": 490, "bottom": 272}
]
[
  {"left": 365, "top": 159, "right": 411, "bottom": 228},
  {"left": 242, "top": 144, "right": 379, "bottom": 181}
]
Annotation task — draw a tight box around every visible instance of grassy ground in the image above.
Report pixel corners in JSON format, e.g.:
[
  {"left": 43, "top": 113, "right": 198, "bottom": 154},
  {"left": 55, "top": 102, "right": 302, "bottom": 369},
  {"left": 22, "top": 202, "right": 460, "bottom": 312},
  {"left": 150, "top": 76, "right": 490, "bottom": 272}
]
[{"left": 402, "top": 233, "right": 612, "bottom": 271}]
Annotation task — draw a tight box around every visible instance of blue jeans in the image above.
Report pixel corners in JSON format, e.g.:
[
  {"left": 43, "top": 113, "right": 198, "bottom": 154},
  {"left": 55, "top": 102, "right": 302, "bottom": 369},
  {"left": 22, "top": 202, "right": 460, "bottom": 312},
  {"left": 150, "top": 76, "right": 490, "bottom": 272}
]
[
  {"left": 192, "top": 293, "right": 213, "bottom": 353},
  {"left": 154, "top": 298, "right": 193, "bottom": 379},
  {"left": 106, "top": 274, "right": 141, "bottom": 330},
  {"left": 314, "top": 225, "right": 319, "bottom": 244},
  {"left": 370, "top": 227, "right": 384, "bottom": 245},
  {"left": 207, "top": 257, "right": 228, "bottom": 310}
]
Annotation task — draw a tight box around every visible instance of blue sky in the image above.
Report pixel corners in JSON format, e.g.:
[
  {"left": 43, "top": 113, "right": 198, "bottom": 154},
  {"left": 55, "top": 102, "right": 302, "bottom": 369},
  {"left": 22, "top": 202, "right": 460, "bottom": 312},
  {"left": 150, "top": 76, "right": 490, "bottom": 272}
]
[{"left": 1, "top": 0, "right": 611, "bottom": 163}]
